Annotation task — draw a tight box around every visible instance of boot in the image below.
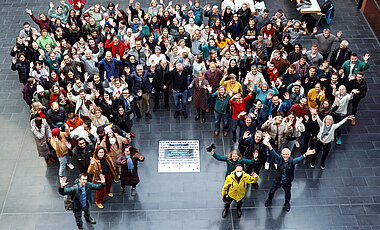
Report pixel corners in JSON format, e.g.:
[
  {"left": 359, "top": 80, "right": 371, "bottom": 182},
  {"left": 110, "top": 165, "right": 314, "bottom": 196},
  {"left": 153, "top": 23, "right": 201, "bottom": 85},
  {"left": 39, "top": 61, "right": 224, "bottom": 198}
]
[
  {"left": 118, "top": 187, "right": 124, "bottom": 196},
  {"left": 131, "top": 187, "right": 137, "bottom": 196},
  {"left": 201, "top": 110, "right": 206, "bottom": 123}
]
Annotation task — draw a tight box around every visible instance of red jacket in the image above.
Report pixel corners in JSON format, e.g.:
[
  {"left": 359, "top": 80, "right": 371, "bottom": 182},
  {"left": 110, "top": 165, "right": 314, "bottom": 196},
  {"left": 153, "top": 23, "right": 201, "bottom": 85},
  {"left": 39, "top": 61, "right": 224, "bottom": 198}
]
[
  {"left": 105, "top": 39, "right": 130, "bottom": 57},
  {"left": 69, "top": 0, "right": 86, "bottom": 10},
  {"left": 229, "top": 94, "right": 251, "bottom": 119}
]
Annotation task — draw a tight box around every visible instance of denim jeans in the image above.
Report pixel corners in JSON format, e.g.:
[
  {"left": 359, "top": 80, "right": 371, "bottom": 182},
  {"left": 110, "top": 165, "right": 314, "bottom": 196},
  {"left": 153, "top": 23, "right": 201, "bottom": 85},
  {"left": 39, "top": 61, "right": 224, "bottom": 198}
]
[
  {"left": 268, "top": 180, "right": 292, "bottom": 203},
  {"left": 214, "top": 111, "right": 229, "bottom": 132},
  {"left": 231, "top": 118, "right": 238, "bottom": 137},
  {"left": 58, "top": 155, "right": 67, "bottom": 177},
  {"left": 173, "top": 90, "right": 187, "bottom": 112},
  {"left": 334, "top": 115, "right": 345, "bottom": 138}
]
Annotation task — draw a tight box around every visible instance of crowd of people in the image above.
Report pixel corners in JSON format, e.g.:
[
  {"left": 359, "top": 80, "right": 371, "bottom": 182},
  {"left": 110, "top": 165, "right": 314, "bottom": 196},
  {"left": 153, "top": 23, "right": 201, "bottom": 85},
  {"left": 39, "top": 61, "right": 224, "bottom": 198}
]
[{"left": 10, "top": 0, "right": 371, "bottom": 228}]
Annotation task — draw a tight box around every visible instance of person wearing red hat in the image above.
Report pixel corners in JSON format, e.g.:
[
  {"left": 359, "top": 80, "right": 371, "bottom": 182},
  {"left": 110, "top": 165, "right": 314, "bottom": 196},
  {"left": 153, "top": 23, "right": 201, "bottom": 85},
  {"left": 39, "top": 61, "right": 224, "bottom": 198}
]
[{"left": 50, "top": 125, "right": 74, "bottom": 177}]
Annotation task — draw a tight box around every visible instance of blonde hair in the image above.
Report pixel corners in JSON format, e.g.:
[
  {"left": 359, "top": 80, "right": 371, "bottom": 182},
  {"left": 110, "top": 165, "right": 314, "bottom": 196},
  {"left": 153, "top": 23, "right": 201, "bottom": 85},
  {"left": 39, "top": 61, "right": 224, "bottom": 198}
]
[
  {"left": 228, "top": 150, "right": 242, "bottom": 160},
  {"left": 31, "top": 102, "right": 42, "bottom": 115},
  {"left": 323, "top": 115, "right": 334, "bottom": 124}
]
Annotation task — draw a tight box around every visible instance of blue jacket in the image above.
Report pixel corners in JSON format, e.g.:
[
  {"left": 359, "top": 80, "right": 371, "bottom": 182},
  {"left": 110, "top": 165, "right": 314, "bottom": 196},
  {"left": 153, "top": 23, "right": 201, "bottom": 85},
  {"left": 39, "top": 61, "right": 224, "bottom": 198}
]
[
  {"left": 130, "top": 70, "right": 153, "bottom": 98},
  {"left": 264, "top": 98, "right": 292, "bottom": 116},
  {"left": 96, "top": 57, "right": 121, "bottom": 81}
]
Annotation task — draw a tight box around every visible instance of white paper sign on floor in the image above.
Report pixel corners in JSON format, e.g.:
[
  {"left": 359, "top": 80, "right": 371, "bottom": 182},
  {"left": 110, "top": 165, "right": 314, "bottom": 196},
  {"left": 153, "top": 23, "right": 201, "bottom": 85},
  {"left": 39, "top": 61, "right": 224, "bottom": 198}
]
[{"left": 158, "top": 140, "right": 200, "bottom": 173}]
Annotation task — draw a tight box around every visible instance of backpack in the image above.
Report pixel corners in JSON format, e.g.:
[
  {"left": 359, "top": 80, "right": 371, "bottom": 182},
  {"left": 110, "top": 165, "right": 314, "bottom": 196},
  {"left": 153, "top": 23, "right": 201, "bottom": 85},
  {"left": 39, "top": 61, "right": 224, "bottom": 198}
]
[
  {"left": 64, "top": 184, "right": 79, "bottom": 211},
  {"left": 321, "top": 0, "right": 334, "bottom": 15}
]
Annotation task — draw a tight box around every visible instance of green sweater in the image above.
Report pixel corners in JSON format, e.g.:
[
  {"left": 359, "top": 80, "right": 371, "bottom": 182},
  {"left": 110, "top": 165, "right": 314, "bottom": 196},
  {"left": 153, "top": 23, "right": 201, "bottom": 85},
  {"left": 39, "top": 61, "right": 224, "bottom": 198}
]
[
  {"left": 210, "top": 92, "right": 230, "bottom": 115},
  {"left": 48, "top": 3, "right": 70, "bottom": 24},
  {"left": 198, "top": 44, "right": 220, "bottom": 59},
  {"left": 342, "top": 59, "right": 370, "bottom": 78},
  {"left": 212, "top": 152, "right": 254, "bottom": 178},
  {"left": 37, "top": 35, "right": 57, "bottom": 49}
]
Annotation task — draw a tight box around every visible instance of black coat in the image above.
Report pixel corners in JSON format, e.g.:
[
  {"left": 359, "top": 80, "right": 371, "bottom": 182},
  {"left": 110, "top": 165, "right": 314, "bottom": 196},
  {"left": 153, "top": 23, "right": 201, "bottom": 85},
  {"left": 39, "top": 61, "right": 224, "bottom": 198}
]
[
  {"left": 117, "top": 156, "right": 140, "bottom": 186},
  {"left": 330, "top": 46, "right": 352, "bottom": 68},
  {"left": 11, "top": 60, "right": 31, "bottom": 84},
  {"left": 114, "top": 112, "right": 132, "bottom": 133}
]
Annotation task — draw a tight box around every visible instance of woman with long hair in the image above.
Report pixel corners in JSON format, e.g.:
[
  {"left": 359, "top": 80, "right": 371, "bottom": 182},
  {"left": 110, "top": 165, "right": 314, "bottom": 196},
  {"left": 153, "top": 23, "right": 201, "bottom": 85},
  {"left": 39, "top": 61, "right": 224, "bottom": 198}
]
[
  {"left": 210, "top": 149, "right": 254, "bottom": 178},
  {"left": 209, "top": 86, "right": 231, "bottom": 136},
  {"left": 88, "top": 147, "right": 118, "bottom": 209},
  {"left": 31, "top": 116, "right": 54, "bottom": 165},
  {"left": 116, "top": 145, "right": 145, "bottom": 196}
]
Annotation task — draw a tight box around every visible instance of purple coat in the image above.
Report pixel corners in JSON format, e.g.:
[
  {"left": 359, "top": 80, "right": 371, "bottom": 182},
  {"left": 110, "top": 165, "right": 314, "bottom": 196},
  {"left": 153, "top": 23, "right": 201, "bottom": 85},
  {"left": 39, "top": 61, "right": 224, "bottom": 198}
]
[
  {"left": 23, "top": 84, "right": 37, "bottom": 106},
  {"left": 116, "top": 155, "right": 141, "bottom": 186}
]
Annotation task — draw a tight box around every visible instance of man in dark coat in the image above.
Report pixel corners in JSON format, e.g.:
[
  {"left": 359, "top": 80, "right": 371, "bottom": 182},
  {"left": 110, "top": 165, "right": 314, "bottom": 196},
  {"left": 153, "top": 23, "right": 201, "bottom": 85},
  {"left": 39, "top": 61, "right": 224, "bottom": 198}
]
[
  {"left": 59, "top": 173, "right": 105, "bottom": 230},
  {"left": 22, "top": 77, "right": 37, "bottom": 106},
  {"left": 11, "top": 53, "right": 31, "bottom": 84},
  {"left": 71, "top": 138, "right": 94, "bottom": 174},
  {"left": 153, "top": 59, "right": 170, "bottom": 111},
  {"left": 263, "top": 134, "right": 315, "bottom": 211}
]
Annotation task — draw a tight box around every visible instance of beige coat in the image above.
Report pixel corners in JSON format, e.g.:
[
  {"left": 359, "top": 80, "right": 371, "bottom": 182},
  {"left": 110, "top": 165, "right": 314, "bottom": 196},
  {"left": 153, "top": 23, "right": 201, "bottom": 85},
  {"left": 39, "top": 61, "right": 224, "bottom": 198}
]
[
  {"left": 88, "top": 154, "right": 118, "bottom": 183},
  {"left": 261, "top": 120, "right": 293, "bottom": 149}
]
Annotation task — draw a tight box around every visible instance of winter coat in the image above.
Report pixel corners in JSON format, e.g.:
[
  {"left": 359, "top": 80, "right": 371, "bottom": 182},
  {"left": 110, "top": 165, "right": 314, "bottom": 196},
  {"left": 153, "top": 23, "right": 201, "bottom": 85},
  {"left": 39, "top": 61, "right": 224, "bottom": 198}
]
[
  {"left": 116, "top": 155, "right": 143, "bottom": 186},
  {"left": 11, "top": 60, "right": 31, "bottom": 84},
  {"left": 67, "top": 91, "right": 96, "bottom": 115},
  {"left": 30, "top": 14, "right": 51, "bottom": 32},
  {"left": 104, "top": 39, "right": 130, "bottom": 57},
  {"left": 99, "top": 134, "right": 131, "bottom": 164},
  {"left": 190, "top": 78, "right": 210, "bottom": 110},
  {"left": 30, "top": 118, "right": 52, "bottom": 157},
  {"left": 88, "top": 154, "right": 118, "bottom": 183},
  {"left": 50, "top": 132, "right": 70, "bottom": 158},
  {"left": 222, "top": 171, "right": 258, "bottom": 201},
  {"left": 23, "top": 84, "right": 37, "bottom": 106},
  {"left": 261, "top": 120, "right": 293, "bottom": 150},
  {"left": 48, "top": 3, "right": 70, "bottom": 24},
  {"left": 212, "top": 152, "right": 255, "bottom": 178}
]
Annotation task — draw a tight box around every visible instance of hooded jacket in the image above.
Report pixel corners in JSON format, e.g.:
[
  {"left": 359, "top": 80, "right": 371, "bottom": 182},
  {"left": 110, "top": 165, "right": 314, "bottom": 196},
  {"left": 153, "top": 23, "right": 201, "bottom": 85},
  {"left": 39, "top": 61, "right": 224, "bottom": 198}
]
[{"left": 222, "top": 171, "right": 259, "bottom": 201}]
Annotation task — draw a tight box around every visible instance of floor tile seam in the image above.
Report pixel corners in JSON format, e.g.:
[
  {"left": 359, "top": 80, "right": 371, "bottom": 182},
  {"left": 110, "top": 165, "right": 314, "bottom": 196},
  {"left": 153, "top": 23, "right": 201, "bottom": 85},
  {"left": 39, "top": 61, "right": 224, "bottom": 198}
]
[
  {"left": 2, "top": 202, "right": 380, "bottom": 216},
  {"left": 0, "top": 113, "right": 30, "bottom": 215}
]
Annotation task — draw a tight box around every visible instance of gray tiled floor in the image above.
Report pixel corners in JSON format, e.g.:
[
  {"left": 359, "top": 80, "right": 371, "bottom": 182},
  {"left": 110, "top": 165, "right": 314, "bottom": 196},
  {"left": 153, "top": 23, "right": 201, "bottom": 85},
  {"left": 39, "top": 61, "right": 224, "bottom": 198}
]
[{"left": 0, "top": 0, "right": 380, "bottom": 229}]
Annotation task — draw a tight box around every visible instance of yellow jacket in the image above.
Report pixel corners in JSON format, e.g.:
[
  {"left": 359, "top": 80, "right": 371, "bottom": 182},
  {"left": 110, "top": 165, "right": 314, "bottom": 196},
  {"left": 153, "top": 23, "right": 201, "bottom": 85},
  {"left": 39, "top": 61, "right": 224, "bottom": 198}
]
[
  {"left": 307, "top": 88, "right": 325, "bottom": 109},
  {"left": 222, "top": 171, "right": 259, "bottom": 201}
]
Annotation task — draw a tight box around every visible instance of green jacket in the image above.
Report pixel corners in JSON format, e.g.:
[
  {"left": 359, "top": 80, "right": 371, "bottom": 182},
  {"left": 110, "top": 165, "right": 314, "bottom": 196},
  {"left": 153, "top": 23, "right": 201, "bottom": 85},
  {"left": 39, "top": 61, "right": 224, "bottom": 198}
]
[
  {"left": 82, "top": 23, "right": 102, "bottom": 35},
  {"left": 43, "top": 54, "right": 62, "bottom": 73},
  {"left": 59, "top": 180, "right": 104, "bottom": 211},
  {"left": 210, "top": 92, "right": 230, "bottom": 115},
  {"left": 37, "top": 35, "right": 57, "bottom": 49},
  {"left": 33, "top": 90, "right": 51, "bottom": 109},
  {"left": 198, "top": 43, "right": 220, "bottom": 59},
  {"left": 48, "top": 3, "right": 70, "bottom": 24},
  {"left": 342, "top": 59, "right": 370, "bottom": 77},
  {"left": 212, "top": 152, "right": 254, "bottom": 178}
]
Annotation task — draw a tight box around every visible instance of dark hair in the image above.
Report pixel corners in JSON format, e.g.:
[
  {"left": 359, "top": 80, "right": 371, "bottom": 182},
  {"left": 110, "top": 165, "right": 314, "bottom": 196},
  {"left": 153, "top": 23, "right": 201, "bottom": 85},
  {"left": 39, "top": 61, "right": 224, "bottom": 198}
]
[
  {"left": 77, "top": 137, "right": 86, "bottom": 144},
  {"left": 78, "top": 173, "right": 87, "bottom": 180},
  {"left": 351, "top": 53, "right": 358, "bottom": 58},
  {"left": 97, "top": 126, "right": 104, "bottom": 135},
  {"left": 35, "top": 117, "right": 42, "bottom": 128},
  {"left": 23, "top": 22, "right": 30, "bottom": 26},
  {"left": 263, "top": 9, "right": 270, "bottom": 13}
]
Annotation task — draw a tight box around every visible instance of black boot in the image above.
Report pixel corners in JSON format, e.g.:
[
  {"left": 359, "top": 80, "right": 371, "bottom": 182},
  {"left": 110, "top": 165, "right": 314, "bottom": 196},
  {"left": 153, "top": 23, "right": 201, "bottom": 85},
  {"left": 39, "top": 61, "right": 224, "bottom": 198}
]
[
  {"left": 118, "top": 187, "right": 124, "bottom": 196},
  {"left": 201, "top": 110, "right": 206, "bottom": 123},
  {"left": 195, "top": 109, "right": 200, "bottom": 121}
]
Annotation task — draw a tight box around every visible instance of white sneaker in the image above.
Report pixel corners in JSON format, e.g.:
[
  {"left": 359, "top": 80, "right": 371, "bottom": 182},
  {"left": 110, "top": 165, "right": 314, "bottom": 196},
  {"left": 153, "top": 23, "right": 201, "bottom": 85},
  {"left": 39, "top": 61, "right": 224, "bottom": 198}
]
[
  {"left": 295, "top": 141, "right": 300, "bottom": 148},
  {"left": 66, "top": 163, "right": 74, "bottom": 170},
  {"left": 187, "top": 96, "right": 192, "bottom": 102},
  {"left": 264, "top": 162, "right": 270, "bottom": 170},
  {"left": 274, "top": 164, "right": 278, "bottom": 170}
]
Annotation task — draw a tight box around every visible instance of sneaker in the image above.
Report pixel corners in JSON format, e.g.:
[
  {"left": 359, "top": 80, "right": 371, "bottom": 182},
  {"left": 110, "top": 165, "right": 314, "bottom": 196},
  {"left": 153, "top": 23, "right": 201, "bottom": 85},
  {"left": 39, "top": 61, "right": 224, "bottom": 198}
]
[
  {"left": 264, "top": 162, "right": 270, "bottom": 170},
  {"left": 320, "top": 163, "right": 325, "bottom": 170},
  {"left": 236, "top": 208, "right": 242, "bottom": 218},
  {"left": 295, "top": 141, "right": 300, "bottom": 148},
  {"left": 118, "top": 188, "right": 124, "bottom": 196},
  {"left": 222, "top": 208, "right": 228, "bottom": 218},
  {"left": 274, "top": 164, "right": 278, "bottom": 170},
  {"left": 85, "top": 216, "right": 96, "bottom": 224},
  {"left": 336, "top": 137, "right": 341, "bottom": 146},
  {"left": 174, "top": 111, "right": 180, "bottom": 118},
  {"left": 285, "top": 203, "right": 291, "bottom": 212},
  {"left": 202, "top": 117, "right": 206, "bottom": 123},
  {"left": 131, "top": 188, "right": 137, "bottom": 196},
  {"left": 95, "top": 202, "right": 103, "bottom": 209},
  {"left": 215, "top": 131, "right": 219, "bottom": 136},
  {"left": 187, "top": 96, "right": 192, "bottom": 102},
  {"left": 107, "top": 193, "right": 114, "bottom": 198},
  {"left": 183, "top": 112, "right": 188, "bottom": 119},
  {"left": 145, "top": 112, "right": 152, "bottom": 119},
  {"left": 310, "top": 162, "right": 315, "bottom": 168},
  {"left": 265, "top": 198, "right": 272, "bottom": 207},
  {"left": 114, "top": 179, "right": 120, "bottom": 183},
  {"left": 66, "top": 163, "right": 74, "bottom": 170}
]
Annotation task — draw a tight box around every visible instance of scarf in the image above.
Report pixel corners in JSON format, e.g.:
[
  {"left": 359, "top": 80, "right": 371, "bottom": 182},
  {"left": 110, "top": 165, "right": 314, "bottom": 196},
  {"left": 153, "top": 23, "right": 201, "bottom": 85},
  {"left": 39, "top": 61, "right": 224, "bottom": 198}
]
[
  {"left": 321, "top": 123, "right": 332, "bottom": 139},
  {"left": 126, "top": 155, "right": 134, "bottom": 173},
  {"left": 217, "top": 90, "right": 226, "bottom": 101}
]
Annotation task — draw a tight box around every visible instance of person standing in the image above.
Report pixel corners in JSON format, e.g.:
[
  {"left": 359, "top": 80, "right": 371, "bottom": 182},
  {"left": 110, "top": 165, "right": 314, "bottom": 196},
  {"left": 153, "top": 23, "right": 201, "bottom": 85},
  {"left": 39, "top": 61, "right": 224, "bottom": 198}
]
[
  {"left": 30, "top": 117, "right": 54, "bottom": 165},
  {"left": 50, "top": 126, "right": 74, "bottom": 177},
  {"left": 263, "top": 134, "right": 315, "bottom": 211},
  {"left": 188, "top": 72, "right": 210, "bottom": 123},
  {"left": 58, "top": 174, "right": 105, "bottom": 230},
  {"left": 310, "top": 28, "right": 342, "bottom": 60},
  {"left": 347, "top": 72, "right": 367, "bottom": 126},
  {"left": 221, "top": 165, "right": 259, "bottom": 218}
]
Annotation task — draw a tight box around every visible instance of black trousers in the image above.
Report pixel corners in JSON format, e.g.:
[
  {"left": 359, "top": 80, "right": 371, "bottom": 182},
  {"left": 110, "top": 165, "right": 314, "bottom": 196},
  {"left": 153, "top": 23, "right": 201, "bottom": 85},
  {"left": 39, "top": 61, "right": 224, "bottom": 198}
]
[
  {"left": 73, "top": 204, "right": 91, "bottom": 228},
  {"left": 154, "top": 87, "right": 169, "bottom": 107},
  {"left": 311, "top": 140, "right": 332, "bottom": 165},
  {"left": 268, "top": 181, "right": 291, "bottom": 204},
  {"left": 351, "top": 99, "right": 361, "bottom": 117},
  {"left": 223, "top": 195, "right": 243, "bottom": 210}
]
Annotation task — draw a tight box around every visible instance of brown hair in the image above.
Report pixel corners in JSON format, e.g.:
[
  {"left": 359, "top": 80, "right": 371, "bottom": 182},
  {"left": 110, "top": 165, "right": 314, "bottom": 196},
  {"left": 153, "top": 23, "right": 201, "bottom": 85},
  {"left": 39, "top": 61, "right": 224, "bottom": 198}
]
[{"left": 227, "top": 150, "right": 242, "bottom": 161}]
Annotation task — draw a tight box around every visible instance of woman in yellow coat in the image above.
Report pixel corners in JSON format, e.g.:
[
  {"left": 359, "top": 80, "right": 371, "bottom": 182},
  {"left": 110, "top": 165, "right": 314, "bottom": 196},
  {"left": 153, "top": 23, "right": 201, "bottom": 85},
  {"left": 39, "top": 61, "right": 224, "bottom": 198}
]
[{"left": 221, "top": 165, "right": 258, "bottom": 218}]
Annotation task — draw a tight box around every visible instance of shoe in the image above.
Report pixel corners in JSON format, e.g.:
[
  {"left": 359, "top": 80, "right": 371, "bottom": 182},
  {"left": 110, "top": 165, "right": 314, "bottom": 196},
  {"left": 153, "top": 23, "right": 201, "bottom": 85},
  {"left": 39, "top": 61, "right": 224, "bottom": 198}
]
[
  {"left": 223, "top": 132, "right": 228, "bottom": 137},
  {"left": 183, "top": 112, "right": 188, "bottom": 119},
  {"left": 265, "top": 198, "right": 272, "bottom": 207},
  {"left": 206, "top": 108, "right": 210, "bottom": 113},
  {"left": 131, "top": 188, "right": 137, "bottom": 196},
  {"left": 232, "top": 136, "right": 236, "bottom": 142},
  {"left": 165, "top": 104, "right": 170, "bottom": 111},
  {"left": 310, "top": 162, "right": 315, "bottom": 168},
  {"left": 153, "top": 106, "right": 158, "bottom": 112},
  {"left": 264, "top": 162, "right": 270, "bottom": 170},
  {"left": 188, "top": 96, "right": 192, "bottom": 102},
  {"left": 195, "top": 114, "right": 200, "bottom": 121},
  {"left": 130, "top": 132, "right": 136, "bottom": 138},
  {"left": 114, "top": 179, "right": 120, "bottom": 183},
  {"left": 145, "top": 113, "right": 152, "bottom": 119},
  {"left": 222, "top": 208, "right": 228, "bottom": 218},
  {"left": 85, "top": 216, "right": 96, "bottom": 224},
  {"left": 274, "top": 163, "right": 278, "bottom": 170},
  {"left": 215, "top": 131, "right": 219, "bottom": 136},
  {"left": 351, "top": 118, "right": 356, "bottom": 126},
  {"left": 285, "top": 203, "right": 291, "bottom": 212},
  {"left": 252, "top": 182, "right": 259, "bottom": 190},
  {"left": 118, "top": 187, "right": 124, "bottom": 196},
  {"left": 78, "top": 226, "right": 83, "bottom": 230},
  {"left": 236, "top": 208, "right": 242, "bottom": 218},
  {"left": 107, "top": 193, "right": 114, "bottom": 198},
  {"left": 202, "top": 117, "right": 206, "bottom": 123},
  {"left": 336, "top": 137, "right": 341, "bottom": 146},
  {"left": 95, "top": 202, "right": 103, "bottom": 209},
  {"left": 295, "top": 141, "right": 300, "bottom": 148},
  {"left": 174, "top": 111, "right": 180, "bottom": 118},
  {"left": 320, "top": 163, "right": 325, "bottom": 170},
  {"left": 66, "top": 163, "right": 74, "bottom": 170}
]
